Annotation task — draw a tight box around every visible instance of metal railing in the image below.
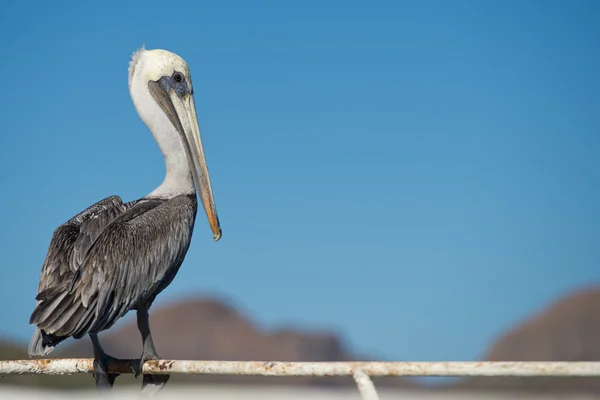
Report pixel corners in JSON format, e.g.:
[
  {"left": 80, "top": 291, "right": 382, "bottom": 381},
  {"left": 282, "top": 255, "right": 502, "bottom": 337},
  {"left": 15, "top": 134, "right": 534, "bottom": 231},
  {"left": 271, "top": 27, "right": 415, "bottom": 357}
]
[{"left": 2, "top": 359, "right": 600, "bottom": 400}]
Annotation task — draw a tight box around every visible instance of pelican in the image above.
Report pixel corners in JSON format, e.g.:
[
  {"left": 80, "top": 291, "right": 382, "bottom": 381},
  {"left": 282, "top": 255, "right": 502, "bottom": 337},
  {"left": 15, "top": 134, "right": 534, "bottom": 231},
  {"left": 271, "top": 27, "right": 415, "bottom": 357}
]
[{"left": 28, "top": 47, "right": 221, "bottom": 391}]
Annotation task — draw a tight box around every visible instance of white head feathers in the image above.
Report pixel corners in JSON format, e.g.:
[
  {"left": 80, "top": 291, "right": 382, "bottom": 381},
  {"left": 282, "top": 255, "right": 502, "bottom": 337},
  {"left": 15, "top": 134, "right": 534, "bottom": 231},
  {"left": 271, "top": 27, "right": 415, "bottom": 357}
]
[
  {"left": 128, "top": 44, "right": 146, "bottom": 87},
  {"left": 127, "top": 46, "right": 191, "bottom": 89}
]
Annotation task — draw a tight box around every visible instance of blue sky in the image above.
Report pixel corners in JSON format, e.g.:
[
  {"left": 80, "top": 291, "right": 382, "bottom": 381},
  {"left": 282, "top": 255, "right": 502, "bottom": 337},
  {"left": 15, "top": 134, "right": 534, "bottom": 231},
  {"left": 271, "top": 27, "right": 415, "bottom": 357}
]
[{"left": 0, "top": 0, "right": 599, "bottom": 365}]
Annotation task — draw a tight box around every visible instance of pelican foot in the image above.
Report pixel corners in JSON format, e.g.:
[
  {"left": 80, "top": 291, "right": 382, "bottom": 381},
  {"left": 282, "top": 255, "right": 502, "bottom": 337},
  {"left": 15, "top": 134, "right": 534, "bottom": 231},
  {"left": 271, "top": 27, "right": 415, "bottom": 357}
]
[
  {"left": 92, "top": 353, "right": 120, "bottom": 391},
  {"left": 137, "top": 351, "right": 170, "bottom": 394}
]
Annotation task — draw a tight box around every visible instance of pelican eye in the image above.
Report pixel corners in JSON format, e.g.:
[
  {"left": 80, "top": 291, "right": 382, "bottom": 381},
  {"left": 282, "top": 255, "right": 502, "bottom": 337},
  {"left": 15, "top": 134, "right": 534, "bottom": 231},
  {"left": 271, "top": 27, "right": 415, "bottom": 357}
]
[{"left": 173, "top": 72, "right": 184, "bottom": 83}]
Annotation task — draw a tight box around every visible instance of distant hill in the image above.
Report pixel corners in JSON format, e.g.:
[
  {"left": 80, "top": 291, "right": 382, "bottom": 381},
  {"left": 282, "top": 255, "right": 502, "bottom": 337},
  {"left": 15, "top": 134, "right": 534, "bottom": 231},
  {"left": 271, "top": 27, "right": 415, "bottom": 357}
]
[
  {"left": 0, "top": 340, "right": 25, "bottom": 360},
  {"left": 453, "top": 284, "right": 600, "bottom": 393}
]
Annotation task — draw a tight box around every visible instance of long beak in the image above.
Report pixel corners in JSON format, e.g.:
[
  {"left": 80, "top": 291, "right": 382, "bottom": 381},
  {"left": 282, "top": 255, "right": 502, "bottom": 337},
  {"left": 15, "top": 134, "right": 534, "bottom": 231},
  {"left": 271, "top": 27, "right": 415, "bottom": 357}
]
[{"left": 149, "top": 81, "right": 222, "bottom": 241}]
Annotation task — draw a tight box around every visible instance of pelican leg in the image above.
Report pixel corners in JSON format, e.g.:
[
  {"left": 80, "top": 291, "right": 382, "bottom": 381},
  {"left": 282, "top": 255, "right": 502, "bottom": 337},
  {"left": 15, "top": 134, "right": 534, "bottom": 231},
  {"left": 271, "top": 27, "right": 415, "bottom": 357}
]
[
  {"left": 90, "top": 333, "right": 121, "bottom": 390},
  {"left": 136, "top": 303, "right": 170, "bottom": 393}
]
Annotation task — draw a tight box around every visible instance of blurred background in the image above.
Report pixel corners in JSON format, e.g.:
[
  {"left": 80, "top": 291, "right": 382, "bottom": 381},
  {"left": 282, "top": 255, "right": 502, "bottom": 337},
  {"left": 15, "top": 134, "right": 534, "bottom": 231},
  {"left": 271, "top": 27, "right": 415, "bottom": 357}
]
[{"left": 0, "top": 0, "right": 599, "bottom": 397}]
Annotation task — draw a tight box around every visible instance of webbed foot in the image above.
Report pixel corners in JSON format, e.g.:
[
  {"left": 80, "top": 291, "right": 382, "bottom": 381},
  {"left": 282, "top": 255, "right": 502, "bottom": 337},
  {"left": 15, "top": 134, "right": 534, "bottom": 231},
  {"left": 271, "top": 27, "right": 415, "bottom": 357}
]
[
  {"left": 138, "top": 350, "right": 170, "bottom": 394},
  {"left": 92, "top": 352, "right": 120, "bottom": 391}
]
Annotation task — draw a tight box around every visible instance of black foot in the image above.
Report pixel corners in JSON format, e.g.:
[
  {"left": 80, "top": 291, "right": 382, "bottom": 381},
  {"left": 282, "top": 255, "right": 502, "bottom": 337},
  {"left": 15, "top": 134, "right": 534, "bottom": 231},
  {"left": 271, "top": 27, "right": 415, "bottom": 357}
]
[
  {"left": 136, "top": 351, "right": 170, "bottom": 393},
  {"left": 93, "top": 353, "right": 120, "bottom": 391}
]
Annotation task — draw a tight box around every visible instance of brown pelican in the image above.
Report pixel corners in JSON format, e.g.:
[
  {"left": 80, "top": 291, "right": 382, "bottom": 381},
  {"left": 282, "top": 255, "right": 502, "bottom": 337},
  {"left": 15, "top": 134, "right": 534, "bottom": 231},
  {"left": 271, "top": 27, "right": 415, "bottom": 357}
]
[{"left": 27, "top": 47, "right": 222, "bottom": 391}]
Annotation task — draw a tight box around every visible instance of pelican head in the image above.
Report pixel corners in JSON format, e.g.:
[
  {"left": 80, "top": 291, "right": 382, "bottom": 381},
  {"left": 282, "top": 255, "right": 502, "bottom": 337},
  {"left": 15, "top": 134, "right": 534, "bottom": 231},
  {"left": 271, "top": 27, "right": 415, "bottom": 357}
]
[{"left": 128, "top": 46, "right": 221, "bottom": 241}]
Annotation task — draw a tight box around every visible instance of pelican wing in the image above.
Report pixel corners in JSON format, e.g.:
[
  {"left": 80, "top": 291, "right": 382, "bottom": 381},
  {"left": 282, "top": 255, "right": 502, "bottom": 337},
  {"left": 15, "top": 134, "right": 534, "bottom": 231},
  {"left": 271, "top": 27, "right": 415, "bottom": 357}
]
[
  {"left": 30, "top": 193, "right": 197, "bottom": 342},
  {"left": 29, "top": 195, "right": 132, "bottom": 356}
]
